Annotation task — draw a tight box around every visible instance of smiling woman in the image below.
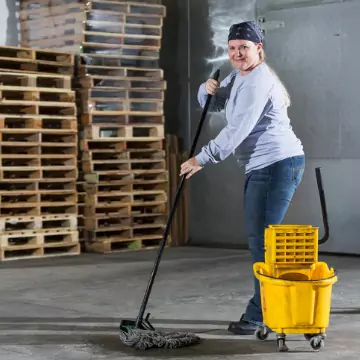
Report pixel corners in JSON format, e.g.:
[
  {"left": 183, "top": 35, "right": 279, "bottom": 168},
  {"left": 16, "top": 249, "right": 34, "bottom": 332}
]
[{"left": 180, "top": 20, "right": 305, "bottom": 335}]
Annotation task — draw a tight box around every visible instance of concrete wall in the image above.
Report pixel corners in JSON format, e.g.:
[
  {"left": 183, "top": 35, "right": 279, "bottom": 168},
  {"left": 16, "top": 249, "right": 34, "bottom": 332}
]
[
  {"left": 186, "top": 0, "right": 360, "bottom": 255},
  {"left": 0, "top": 0, "right": 19, "bottom": 46},
  {"left": 1, "top": 0, "right": 359, "bottom": 254},
  {"left": 187, "top": 0, "right": 256, "bottom": 249}
]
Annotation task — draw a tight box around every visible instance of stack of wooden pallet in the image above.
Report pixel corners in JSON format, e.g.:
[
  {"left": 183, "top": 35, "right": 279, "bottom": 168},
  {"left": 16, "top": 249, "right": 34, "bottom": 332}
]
[
  {"left": 0, "top": 46, "right": 80, "bottom": 261},
  {"left": 77, "top": 1, "right": 168, "bottom": 253},
  {"left": 19, "top": 0, "right": 171, "bottom": 253},
  {"left": 19, "top": 0, "right": 165, "bottom": 54}
]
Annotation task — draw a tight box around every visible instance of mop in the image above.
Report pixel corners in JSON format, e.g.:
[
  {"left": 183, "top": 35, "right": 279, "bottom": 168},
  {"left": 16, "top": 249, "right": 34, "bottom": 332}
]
[{"left": 118, "top": 68, "right": 221, "bottom": 350}]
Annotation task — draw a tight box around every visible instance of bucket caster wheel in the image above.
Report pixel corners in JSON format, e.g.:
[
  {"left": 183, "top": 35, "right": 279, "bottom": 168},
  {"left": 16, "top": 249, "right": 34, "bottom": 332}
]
[
  {"left": 276, "top": 333, "right": 289, "bottom": 352},
  {"left": 255, "top": 326, "right": 269, "bottom": 341},
  {"left": 310, "top": 335, "right": 325, "bottom": 351}
]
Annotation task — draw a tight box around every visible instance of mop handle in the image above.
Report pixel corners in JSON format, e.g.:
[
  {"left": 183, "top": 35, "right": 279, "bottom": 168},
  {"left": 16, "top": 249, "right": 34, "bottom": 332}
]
[
  {"left": 187, "top": 68, "right": 221, "bottom": 158},
  {"left": 315, "top": 167, "right": 329, "bottom": 245},
  {"left": 135, "top": 69, "right": 221, "bottom": 328}
]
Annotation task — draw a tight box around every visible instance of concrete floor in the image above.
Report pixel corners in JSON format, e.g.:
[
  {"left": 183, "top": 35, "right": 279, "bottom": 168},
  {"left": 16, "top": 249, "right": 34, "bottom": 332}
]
[{"left": 0, "top": 246, "right": 359, "bottom": 359}]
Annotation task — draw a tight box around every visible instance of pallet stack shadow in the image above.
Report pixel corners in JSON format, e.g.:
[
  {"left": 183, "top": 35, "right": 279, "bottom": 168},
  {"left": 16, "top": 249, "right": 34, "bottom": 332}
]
[
  {"left": 0, "top": 45, "right": 80, "bottom": 261},
  {"left": 165, "top": 134, "right": 189, "bottom": 247},
  {"left": 19, "top": 0, "right": 170, "bottom": 252}
]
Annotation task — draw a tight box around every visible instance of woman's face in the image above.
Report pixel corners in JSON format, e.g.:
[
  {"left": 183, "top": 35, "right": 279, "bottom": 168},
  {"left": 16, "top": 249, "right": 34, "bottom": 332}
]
[{"left": 228, "top": 39, "right": 262, "bottom": 73}]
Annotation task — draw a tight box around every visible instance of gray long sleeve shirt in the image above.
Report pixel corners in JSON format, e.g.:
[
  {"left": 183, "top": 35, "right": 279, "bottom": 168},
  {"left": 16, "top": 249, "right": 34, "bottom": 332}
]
[{"left": 195, "top": 62, "right": 304, "bottom": 173}]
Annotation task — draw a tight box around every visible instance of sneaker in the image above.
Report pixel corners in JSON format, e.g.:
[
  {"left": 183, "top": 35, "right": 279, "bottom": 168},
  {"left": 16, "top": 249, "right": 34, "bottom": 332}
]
[{"left": 227, "top": 315, "right": 258, "bottom": 335}]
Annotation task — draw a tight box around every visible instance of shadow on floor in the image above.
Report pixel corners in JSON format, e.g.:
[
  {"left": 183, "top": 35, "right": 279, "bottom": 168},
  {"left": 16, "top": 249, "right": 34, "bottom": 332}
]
[
  {"left": 0, "top": 248, "right": 243, "bottom": 269},
  {"left": 88, "top": 335, "right": 284, "bottom": 357},
  {"left": 0, "top": 316, "right": 335, "bottom": 355},
  {"left": 331, "top": 307, "right": 360, "bottom": 315},
  {"left": 0, "top": 332, "right": 305, "bottom": 356}
]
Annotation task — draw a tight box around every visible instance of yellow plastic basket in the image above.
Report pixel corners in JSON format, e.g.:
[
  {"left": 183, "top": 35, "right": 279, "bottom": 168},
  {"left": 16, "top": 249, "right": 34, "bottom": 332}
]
[
  {"left": 254, "top": 261, "right": 337, "bottom": 335},
  {"left": 265, "top": 225, "right": 319, "bottom": 265}
]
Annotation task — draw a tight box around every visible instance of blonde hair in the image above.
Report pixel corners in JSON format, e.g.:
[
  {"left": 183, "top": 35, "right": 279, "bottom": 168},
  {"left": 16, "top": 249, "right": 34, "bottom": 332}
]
[{"left": 259, "top": 48, "right": 291, "bottom": 107}]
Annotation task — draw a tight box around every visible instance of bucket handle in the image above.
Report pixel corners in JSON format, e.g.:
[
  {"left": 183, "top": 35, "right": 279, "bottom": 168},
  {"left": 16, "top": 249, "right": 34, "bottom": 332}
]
[
  {"left": 254, "top": 267, "right": 338, "bottom": 284},
  {"left": 316, "top": 167, "right": 329, "bottom": 245}
]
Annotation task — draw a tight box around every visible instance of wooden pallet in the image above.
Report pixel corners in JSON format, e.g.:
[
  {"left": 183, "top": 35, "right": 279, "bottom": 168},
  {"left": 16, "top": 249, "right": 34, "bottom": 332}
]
[
  {"left": 0, "top": 195, "right": 77, "bottom": 211},
  {"left": 0, "top": 128, "right": 76, "bottom": 139},
  {"left": 0, "top": 115, "right": 77, "bottom": 130},
  {"left": 0, "top": 143, "right": 77, "bottom": 157},
  {"left": 19, "top": 3, "right": 84, "bottom": 21},
  {"left": 81, "top": 138, "right": 164, "bottom": 153},
  {"left": 0, "top": 71, "right": 72, "bottom": 90},
  {"left": 76, "top": 181, "right": 85, "bottom": 244},
  {"left": 78, "top": 88, "right": 164, "bottom": 109},
  {"left": 84, "top": 234, "right": 168, "bottom": 254},
  {"left": 79, "top": 53, "right": 160, "bottom": 70},
  {"left": 84, "top": 214, "right": 131, "bottom": 231},
  {"left": 85, "top": 189, "right": 166, "bottom": 205},
  {"left": 84, "top": 202, "right": 131, "bottom": 217},
  {"left": 0, "top": 238, "right": 80, "bottom": 261},
  {"left": 20, "top": 0, "right": 163, "bottom": 9},
  {"left": 80, "top": 99, "right": 163, "bottom": 115},
  {"left": 0, "top": 201, "right": 77, "bottom": 217},
  {"left": 0, "top": 179, "right": 77, "bottom": 192},
  {"left": 77, "top": 65, "right": 163, "bottom": 80},
  {"left": 83, "top": 177, "right": 167, "bottom": 194},
  {"left": 0, "top": 214, "right": 77, "bottom": 233},
  {"left": 0, "top": 86, "right": 75, "bottom": 103},
  {"left": 80, "top": 113, "right": 164, "bottom": 125},
  {"left": 19, "top": 1, "right": 165, "bottom": 18},
  {"left": 19, "top": 1, "right": 165, "bottom": 49},
  {"left": 0, "top": 45, "right": 74, "bottom": 65},
  {"left": 78, "top": 74, "right": 166, "bottom": 90},
  {"left": 84, "top": 182, "right": 132, "bottom": 194},
  {"left": 84, "top": 123, "right": 163, "bottom": 139},
  {"left": 85, "top": 222, "right": 166, "bottom": 240},
  {"left": 84, "top": 169, "right": 167, "bottom": 183},
  {"left": 0, "top": 44, "right": 75, "bottom": 76},
  {"left": 82, "top": 149, "right": 165, "bottom": 164},
  {"left": 0, "top": 101, "right": 76, "bottom": 117},
  {"left": 23, "top": 15, "right": 163, "bottom": 45}
]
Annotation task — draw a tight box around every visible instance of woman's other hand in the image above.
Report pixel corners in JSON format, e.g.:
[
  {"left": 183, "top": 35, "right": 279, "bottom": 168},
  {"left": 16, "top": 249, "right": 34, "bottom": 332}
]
[
  {"left": 205, "top": 79, "right": 219, "bottom": 95},
  {"left": 180, "top": 157, "right": 203, "bottom": 179}
]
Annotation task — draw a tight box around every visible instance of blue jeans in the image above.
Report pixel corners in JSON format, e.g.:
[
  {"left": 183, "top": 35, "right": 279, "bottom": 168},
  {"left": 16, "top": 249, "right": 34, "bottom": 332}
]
[{"left": 242, "top": 155, "right": 305, "bottom": 325}]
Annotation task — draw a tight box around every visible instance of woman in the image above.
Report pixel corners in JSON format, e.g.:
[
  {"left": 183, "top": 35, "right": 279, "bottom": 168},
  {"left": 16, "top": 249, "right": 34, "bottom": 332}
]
[{"left": 180, "top": 21, "right": 305, "bottom": 335}]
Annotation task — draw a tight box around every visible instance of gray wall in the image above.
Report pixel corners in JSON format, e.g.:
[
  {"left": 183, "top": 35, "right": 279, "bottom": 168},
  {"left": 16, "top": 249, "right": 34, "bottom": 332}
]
[
  {"left": 184, "top": 0, "right": 360, "bottom": 254},
  {"left": 2, "top": 0, "right": 359, "bottom": 254},
  {"left": 159, "top": 0, "right": 190, "bottom": 142},
  {"left": 0, "top": 0, "right": 19, "bottom": 46},
  {"left": 188, "top": 0, "right": 256, "bottom": 250}
]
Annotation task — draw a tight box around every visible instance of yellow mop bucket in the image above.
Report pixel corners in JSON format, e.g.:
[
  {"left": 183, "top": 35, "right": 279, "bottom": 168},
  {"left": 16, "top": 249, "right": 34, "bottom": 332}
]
[{"left": 253, "top": 261, "right": 338, "bottom": 352}]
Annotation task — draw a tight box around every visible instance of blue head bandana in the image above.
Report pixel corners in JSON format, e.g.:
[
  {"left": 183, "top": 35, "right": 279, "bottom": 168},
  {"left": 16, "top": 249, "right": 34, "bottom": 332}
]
[{"left": 228, "top": 21, "right": 263, "bottom": 43}]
